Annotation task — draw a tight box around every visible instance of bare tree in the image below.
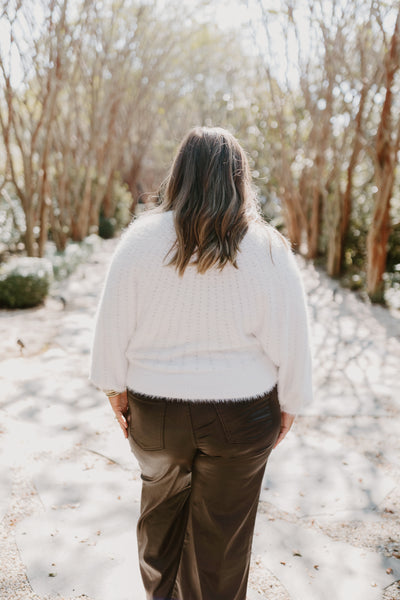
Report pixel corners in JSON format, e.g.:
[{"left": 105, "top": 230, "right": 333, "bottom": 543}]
[
  {"left": 0, "top": 0, "right": 69, "bottom": 256},
  {"left": 252, "top": 0, "right": 345, "bottom": 255},
  {"left": 324, "top": 3, "right": 383, "bottom": 278},
  {"left": 250, "top": 0, "right": 400, "bottom": 303},
  {"left": 325, "top": 58, "right": 371, "bottom": 277},
  {"left": 366, "top": 8, "right": 400, "bottom": 301},
  {"left": 0, "top": 0, "right": 218, "bottom": 251}
]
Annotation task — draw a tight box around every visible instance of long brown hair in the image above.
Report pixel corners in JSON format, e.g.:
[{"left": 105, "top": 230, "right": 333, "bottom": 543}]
[{"left": 160, "top": 127, "right": 261, "bottom": 275}]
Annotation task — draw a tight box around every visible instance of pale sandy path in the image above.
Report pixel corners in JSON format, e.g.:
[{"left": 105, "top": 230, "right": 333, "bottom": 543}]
[{"left": 0, "top": 239, "right": 399, "bottom": 600}]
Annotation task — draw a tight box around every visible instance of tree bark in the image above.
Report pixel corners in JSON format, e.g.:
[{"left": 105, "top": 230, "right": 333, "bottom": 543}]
[
  {"left": 366, "top": 163, "right": 396, "bottom": 301},
  {"left": 24, "top": 204, "right": 36, "bottom": 257},
  {"left": 326, "top": 82, "right": 368, "bottom": 277},
  {"left": 283, "top": 190, "right": 303, "bottom": 250},
  {"left": 306, "top": 184, "right": 322, "bottom": 259},
  {"left": 71, "top": 175, "right": 92, "bottom": 241},
  {"left": 366, "top": 10, "right": 400, "bottom": 302}
]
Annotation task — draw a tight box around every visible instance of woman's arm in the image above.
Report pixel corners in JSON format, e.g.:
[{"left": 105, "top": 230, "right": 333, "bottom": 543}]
[
  {"left": 274, "top": 411, "right": 295, "bottom": 448},
  {"left": 261, "top": 238, "right": 313, "bottom": 417},
  {"left": 107, "top": 390, "right": 129, "bottom": 439},
  {"left": 275, "top": 248, "right": 312, "bottom": 414},
  {"left": 89, "top": 231, "right": 136, "bottom": 393}
]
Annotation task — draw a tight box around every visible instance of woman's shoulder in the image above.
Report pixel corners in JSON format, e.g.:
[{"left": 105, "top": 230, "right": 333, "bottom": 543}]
[
  {"left": 120, "top": 209, "right": 174, "bottom": 244},
  {"left": 243, "top": 221, "right": 300, "bottom": 283},
  {"left": 110, "top": 210, "right": 174, "bottom": 267},
  {"left": 129, "top": 208, "right": 173, "bottom": 234},
  {"left": 246, "top": 219, "right": 290, "bottom": 255}
]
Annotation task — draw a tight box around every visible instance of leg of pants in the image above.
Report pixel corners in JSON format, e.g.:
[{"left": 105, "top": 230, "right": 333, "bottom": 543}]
[{"left": 127, "top": 387, "right": 281, "bottom": 600}]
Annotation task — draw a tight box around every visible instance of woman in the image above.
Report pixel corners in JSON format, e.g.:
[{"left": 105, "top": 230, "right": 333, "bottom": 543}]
[{"left": 90, "top": 126, "right": 312, "bottom": 600}]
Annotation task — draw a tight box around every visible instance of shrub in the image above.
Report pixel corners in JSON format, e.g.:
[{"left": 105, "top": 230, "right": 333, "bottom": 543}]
[
  {"left": 0, "top": 257, "right": 53, "bottom": 309},
  {"left": 98, "top": 213, "right": 117, "bottom": 239},
  {"left": 112, "top": 180, "right": 133, "bottom": 230},
  {"left": 97, "top": 179, "right": 133, "bottom": 239},
  {"left": 387, "top": 222, "right": 400, "bottom": 272}
]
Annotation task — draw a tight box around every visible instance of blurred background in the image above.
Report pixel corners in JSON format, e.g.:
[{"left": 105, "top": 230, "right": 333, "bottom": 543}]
[{"left": 0, "top": 0, "right": 400, "bottom": 307}]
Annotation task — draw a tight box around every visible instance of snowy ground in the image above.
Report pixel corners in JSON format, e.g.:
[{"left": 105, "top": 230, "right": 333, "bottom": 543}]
[{"left": 0, "top": 238, "right": 400, "bottom": 600}]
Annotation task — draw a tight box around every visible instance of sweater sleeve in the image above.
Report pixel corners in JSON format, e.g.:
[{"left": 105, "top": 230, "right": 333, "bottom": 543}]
[
  {"left": 261, "top": 240, "right": 313, "bottom": 414},
  {"left": 89, "top": 232, "right": 136, "bottom": 392}
]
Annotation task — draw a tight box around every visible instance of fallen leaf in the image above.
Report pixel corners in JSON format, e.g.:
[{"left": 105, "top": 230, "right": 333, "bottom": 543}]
[
  {"left": 280, "top": 561, "right": 286, "bottom": 566},
  {"left": 293, "top": 551, "right": 302, "bottom": 557},
  {"left": 314, "top": 565, "right": 319, "bottom": 570},
  {"left": 386, "top": 568, "right": 393, "bottom": 575}
]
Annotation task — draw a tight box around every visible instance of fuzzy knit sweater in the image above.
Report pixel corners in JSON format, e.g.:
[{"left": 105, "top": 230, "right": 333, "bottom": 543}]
[{"left": 89, "top": 210, "right": 312, "bottom": 414}]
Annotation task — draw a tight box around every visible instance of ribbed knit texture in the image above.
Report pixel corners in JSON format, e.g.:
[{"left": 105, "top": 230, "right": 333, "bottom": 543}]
[{"left": 89, "top": 210, "right": 312, "bottom": 413}]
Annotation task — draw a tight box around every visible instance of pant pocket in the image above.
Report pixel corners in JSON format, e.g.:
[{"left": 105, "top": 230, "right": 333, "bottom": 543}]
[
  {"left": 127, "top": 390, "right": 166, "bottom": 450},
  {"left": 215, "top": 386, "right": 280, "bottom": 446}
]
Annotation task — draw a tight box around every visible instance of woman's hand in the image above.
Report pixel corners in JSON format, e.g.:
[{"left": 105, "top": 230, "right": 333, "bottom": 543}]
[
  {"left": 108, "top": 390, "right": 129, "bottom": 438},
  {"left": 274, "top": 411, "right": 295, "bottom": 448}
]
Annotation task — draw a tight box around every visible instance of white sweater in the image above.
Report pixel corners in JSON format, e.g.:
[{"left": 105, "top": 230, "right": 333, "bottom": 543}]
[{"left": 89, "top": 210, "right": 312, "bottom": 413}]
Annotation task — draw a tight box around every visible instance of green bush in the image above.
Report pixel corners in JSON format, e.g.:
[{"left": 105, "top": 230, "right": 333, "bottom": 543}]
[
  {"left": 340, "top": 272, "right": 365, "bottom": 291},
  {"left": 98, "top": 213, "right": 117, "bottom": 239},
  {"left": 97, "top": 179, "right": 133, "bottom": 239},
  {"left": 387, "top": 223, "right": 400, "bottom": 272},
  {"left": 112, "top": 180, "right": 133, "bottom": 230},
  {"left": 0, "top": 258, "right": 53, "bottom": 309}
]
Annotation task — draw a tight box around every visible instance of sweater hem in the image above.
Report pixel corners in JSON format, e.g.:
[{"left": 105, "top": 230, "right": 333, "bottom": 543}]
[{"left": 126, "top": 382, "right": 278, "bottom": 404}]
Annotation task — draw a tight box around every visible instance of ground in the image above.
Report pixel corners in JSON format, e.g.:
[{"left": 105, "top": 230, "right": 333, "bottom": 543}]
[{"left": 0, "top": 238, "right": 399, "bottom": 600}]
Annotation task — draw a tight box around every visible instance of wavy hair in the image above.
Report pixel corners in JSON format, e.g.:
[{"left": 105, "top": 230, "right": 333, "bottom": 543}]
[{"left": 160, "top": 126, "right": 261, "bottom": 275}]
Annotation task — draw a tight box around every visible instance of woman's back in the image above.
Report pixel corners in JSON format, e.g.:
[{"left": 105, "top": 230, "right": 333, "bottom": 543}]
[{"left": 90, "top": 208, "right": 311, "bottom": 411}]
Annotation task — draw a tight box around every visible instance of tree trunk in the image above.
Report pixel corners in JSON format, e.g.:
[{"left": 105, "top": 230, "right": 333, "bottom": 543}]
[
  {"left": 306, "top": 185, "right": 322, "bottom": 259},
  {"left": 38, "top": 200, "right": 49, "bottom": 258},
  {"left": 366, "top": 10, "right": 400, "bottom": 302},
  {"left": 124, "top": 157, "right": 142, "bottom": 201},
  {"left": 326, "top": 220, "right": 342, "bottom": 277},
  {"left": 366, "top": 168, "right": 394, "bottom": 302},
  {"left": 101, "top": 173, "right": 115, "bottom": 219},
  {"left": 38, "top": 168, "right": 50, "bottom": 257},
  {"left": 283, "top": 190, "right": 303, "bottom": 250},
  {"left": 71, "top": 176, "right": 92, "bottom": 241},
  {"left": 24, "top": 202, "right": 36, "bottom": 256},
  {"left": 326, "top": 84, "right": 367, "bottom": 277}
]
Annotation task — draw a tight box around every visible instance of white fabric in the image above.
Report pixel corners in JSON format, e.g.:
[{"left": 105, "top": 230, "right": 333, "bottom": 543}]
[{"left": 89, "top": 210, "right": 312, "bottom": 413}]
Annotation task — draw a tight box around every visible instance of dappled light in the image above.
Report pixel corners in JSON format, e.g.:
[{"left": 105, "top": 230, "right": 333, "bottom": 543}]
[
  {"left": 1, "top": 0, "right": 400, "bottom": 599},
  {"left": 1, "top": 239, "right": 399, "bottom": 599}
]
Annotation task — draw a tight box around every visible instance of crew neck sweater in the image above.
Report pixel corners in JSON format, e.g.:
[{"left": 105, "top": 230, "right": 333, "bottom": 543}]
[{"left": 89, "top": 210, "right": 312, "bottom": 414}]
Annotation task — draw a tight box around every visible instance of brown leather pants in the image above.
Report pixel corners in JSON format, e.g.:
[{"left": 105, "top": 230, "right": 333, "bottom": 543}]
[{"left": 127, "top": 386, "right": 281, "bottom": 600}]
